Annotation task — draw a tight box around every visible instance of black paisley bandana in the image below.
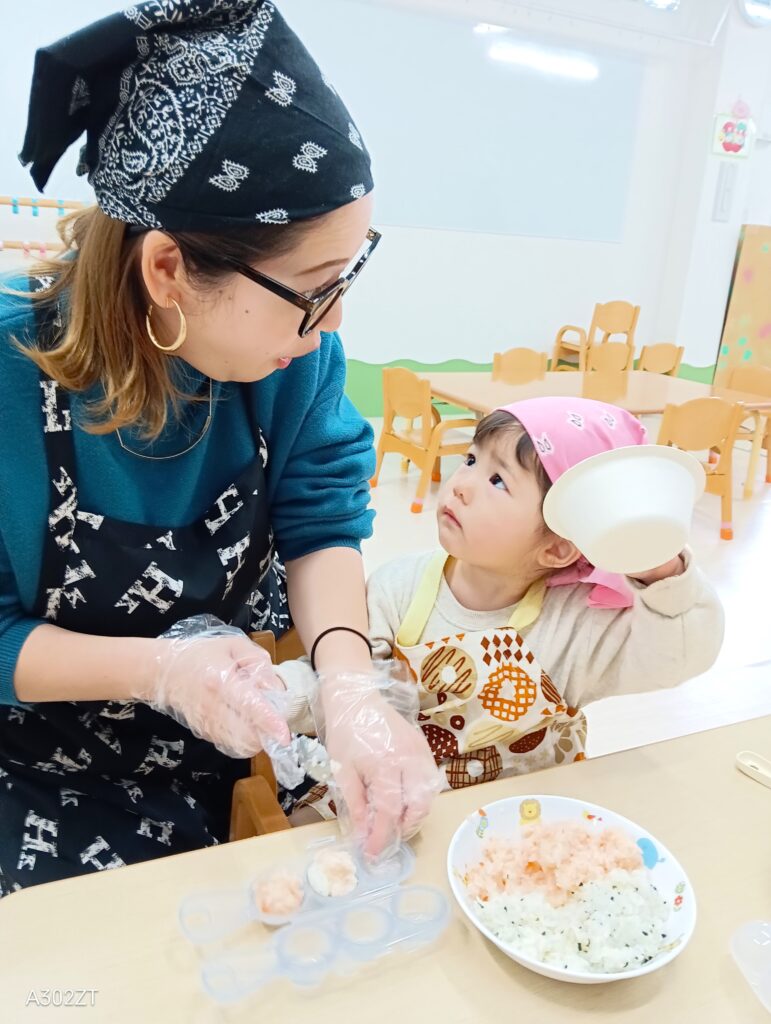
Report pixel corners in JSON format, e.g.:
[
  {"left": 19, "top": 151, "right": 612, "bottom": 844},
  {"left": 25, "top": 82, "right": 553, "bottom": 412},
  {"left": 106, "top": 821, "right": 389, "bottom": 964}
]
[{"left": 19, "top": 0, "right": 373, "bottom": 230}]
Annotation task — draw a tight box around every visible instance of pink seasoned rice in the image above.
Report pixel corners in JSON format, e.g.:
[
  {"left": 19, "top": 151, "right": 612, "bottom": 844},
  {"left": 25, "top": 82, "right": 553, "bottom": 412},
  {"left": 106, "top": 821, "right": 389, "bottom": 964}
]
[
  {"left": 254, "top": 869, "right": 304, "bottom": 916},
  {"left": 465, "top": 821, "right": 643, "bottom": 907}
]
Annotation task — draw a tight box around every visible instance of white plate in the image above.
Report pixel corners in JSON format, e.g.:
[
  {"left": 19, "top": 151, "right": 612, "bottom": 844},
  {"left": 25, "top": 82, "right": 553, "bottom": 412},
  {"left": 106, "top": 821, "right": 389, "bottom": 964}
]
[{"left": 447, "top": 794, "right": 696, "bottom": 984}]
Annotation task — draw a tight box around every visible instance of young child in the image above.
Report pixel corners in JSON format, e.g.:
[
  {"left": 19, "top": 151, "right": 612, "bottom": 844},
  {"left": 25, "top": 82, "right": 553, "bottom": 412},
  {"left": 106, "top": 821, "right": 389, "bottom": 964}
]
[{"left": 280, "top": 396, "right": 723, "bottom": 813}]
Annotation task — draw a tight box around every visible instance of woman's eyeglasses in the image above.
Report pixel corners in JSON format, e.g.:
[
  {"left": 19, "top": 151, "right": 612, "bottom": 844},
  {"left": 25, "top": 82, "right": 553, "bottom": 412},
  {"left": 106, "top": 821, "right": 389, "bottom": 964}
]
[{"left": 219, "top": 227, "right": 381, "bottom": 337}]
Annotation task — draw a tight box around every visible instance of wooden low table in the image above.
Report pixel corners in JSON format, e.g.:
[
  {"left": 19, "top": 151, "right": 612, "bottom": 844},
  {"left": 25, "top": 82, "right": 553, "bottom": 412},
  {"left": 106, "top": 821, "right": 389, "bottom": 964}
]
[
  {"left": 2, "top": 715, "right": 770, "bottom": 1021},
  {"left": 419, "top": 369, "right": 771, "bottom": 418}
]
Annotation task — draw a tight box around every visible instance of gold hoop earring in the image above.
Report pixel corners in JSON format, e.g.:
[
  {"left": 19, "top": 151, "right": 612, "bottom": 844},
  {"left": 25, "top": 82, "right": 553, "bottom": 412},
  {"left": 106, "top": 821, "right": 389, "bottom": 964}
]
[{"left": 146, "top": 299, "right": 187, "bottom": 353}]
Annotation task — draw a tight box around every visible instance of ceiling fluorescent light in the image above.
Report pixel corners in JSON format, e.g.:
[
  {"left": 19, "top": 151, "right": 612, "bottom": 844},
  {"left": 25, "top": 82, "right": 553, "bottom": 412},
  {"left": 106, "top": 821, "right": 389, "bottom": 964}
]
[
  {"left": 489, "top": 42, "right": 599, "bottom": 81},
  {"left": 744, "top": 1, "right": 771, "bottom": 24}
]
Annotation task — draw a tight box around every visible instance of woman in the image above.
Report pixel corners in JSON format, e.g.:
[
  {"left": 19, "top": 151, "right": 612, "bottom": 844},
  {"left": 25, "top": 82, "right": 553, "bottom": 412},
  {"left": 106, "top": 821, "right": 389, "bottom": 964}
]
[{"left": 0, "top": 0, "right": 437, "bottom": 892}]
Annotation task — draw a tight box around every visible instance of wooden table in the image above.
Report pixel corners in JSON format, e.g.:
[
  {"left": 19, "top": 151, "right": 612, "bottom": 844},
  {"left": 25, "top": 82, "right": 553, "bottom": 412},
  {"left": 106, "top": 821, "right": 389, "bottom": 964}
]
[
  {"left": 420, "top": 369, "right": 771, "bottom": 418},
  {"left": 3, "top": 716, "right": 771, "bottom": 1022}
]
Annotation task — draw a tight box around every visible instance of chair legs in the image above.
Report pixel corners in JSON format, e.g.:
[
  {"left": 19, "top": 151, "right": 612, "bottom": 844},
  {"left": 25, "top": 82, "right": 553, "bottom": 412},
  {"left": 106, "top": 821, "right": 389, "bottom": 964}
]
[
  {"left": 370, "top": 438, "right": 386, "bottom": 487},
  {"left": 412, "top": 457, "right": 435, "bottom": 513},
  {"left": 720, "top": 485, "right": 733, "bottom": 541},
  {"left": 373, "top": 437, "right": 443, "bottom": 512},
  {"left": 413, "top": 432, "right": 449, "bottom": 513},
  {"left": 744, "top": 412, "right": 764, "bottom": 500},
  {"left": 401, "top": 421, "right": 415, "bottom": 473}
]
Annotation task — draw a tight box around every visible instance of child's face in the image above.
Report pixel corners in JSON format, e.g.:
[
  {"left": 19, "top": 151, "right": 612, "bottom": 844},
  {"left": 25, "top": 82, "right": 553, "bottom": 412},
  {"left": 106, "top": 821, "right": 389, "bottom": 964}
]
[{"left": 436, "top": 437, "right": 548, "bottom": 575}]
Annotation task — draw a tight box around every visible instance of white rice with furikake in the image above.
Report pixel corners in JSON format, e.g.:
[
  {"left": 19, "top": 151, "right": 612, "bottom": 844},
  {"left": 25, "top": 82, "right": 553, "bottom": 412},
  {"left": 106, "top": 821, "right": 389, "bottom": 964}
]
[{"left": 463, "top": 822, "right": 671, "bottom": 974}]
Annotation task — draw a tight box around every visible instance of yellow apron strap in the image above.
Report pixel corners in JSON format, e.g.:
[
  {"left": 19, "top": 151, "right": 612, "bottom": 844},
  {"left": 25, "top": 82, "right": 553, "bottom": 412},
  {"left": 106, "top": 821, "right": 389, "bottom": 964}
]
[
  {"left": 508, "top": 577, "right": 547, "bottom": 631},
  {"left": 396, "top": 553, "right": 548, "bottom": 646},
  {"left": 396, "top": 552, "right": 448, "bottom": 647}
]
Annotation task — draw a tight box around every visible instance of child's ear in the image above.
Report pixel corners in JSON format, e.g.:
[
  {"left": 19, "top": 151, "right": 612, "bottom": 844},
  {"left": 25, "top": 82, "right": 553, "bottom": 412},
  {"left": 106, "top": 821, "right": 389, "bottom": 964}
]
[{"left": 536, "top": 533, "right": 581, "bottom": 571}]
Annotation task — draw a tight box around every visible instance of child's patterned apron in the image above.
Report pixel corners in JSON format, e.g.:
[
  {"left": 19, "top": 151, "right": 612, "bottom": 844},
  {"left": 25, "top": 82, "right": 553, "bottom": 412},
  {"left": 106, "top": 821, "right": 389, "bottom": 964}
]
[
  {"left": 393, "top": 553, "right": 586, "bottom": 789},
  {"left": 296, "top": 553, "right": 587, "bottom": 818}
]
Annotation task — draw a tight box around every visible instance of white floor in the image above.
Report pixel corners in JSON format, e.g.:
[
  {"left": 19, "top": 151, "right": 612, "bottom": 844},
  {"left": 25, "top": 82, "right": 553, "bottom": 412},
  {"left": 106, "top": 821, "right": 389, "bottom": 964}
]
[{"left": 361, "top": 416, "right": 771, "bottom": 759}]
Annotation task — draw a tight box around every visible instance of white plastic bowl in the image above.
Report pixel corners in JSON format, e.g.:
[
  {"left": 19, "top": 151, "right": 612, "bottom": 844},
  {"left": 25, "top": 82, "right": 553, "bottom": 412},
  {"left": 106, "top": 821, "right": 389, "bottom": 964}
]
[
  {"left": 542, "top": 445, "right": 706, "bottom": 576},
  {"left": 447, "top": 794, "right": 696, "bottom": 985}
]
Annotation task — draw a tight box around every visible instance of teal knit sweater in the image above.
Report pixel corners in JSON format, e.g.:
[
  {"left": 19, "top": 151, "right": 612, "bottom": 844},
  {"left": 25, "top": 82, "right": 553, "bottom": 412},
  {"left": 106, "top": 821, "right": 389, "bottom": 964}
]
[{"left": 0, "top": 286, "right": 375, "bottom": 703}]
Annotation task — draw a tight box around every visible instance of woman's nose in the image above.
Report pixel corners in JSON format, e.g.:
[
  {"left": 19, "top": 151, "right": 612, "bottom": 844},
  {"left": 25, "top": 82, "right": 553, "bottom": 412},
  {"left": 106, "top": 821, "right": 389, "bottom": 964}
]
[{"left": 318, "top": 295, "right": 344, "bottom": 334}]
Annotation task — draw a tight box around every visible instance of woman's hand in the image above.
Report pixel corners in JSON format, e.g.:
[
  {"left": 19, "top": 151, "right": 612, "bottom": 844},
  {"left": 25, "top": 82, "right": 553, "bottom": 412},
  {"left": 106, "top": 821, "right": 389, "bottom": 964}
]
[
  {"left": 138, "top": 616, "right": 291, "bottom": 758},
  {"left": 319, "top": 673, "right": 440, "bottom": 858}
]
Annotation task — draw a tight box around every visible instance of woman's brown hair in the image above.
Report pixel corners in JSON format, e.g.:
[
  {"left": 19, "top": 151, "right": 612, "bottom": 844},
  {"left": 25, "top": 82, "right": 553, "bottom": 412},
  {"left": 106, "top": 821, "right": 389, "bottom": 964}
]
[{"left": 13, "top": 205, "right": 312, "bottom": 439}]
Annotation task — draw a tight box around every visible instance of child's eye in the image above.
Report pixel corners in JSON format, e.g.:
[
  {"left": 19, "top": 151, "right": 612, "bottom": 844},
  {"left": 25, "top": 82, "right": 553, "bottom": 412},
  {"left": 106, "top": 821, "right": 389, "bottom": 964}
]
[
  {"left": 464, "top": 453, "right": 476, "bottom": 467},
  {"left": 490, "top": 473, "right": 508, "bottom": 491}
]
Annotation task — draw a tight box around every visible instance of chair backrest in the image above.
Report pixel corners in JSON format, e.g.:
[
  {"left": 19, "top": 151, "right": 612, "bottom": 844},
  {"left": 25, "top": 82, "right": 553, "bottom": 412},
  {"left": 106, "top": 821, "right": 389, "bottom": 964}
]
[
  {"left": 727, "top": 364, "right": 771, "bottom": 397},
  {"left": 492, "top": 347, "right": 547, "bottom": 384},
  {"left": 250, "top": 626, "right": 305, "bottom": 663},
  {"left": 587, "top": 341, "right": 631, "bottom": 373},
  {"left": 638, "top": 343, "right": 684, "bottom": 376},
  {"left": 657, "top": 398, "right": 744, "bottom": 462},
  {"left": 589, "top": 301, "right": 640, "bottom": 346},
  {"left": 381, "top": 367, "right": 432, "bottom": 422}
]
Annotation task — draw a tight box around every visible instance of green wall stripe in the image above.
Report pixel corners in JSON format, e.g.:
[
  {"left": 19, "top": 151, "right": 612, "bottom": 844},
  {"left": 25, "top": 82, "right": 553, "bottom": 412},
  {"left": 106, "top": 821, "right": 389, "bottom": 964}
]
[
  {"left": 346, "top": 359, "right": 717, "bottom": 416},
  {"left": 345, "top": 359, "right": 492, "bottom": 416},
  {"left": 674, "top": 363, "right": 716, "bottom": 384}
]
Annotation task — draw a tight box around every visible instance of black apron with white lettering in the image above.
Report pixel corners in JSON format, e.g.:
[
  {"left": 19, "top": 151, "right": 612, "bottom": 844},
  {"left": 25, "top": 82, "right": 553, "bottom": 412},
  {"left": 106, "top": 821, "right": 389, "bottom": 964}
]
[{"left": 0, "top": 299, "right": 290, "bottom": 894}]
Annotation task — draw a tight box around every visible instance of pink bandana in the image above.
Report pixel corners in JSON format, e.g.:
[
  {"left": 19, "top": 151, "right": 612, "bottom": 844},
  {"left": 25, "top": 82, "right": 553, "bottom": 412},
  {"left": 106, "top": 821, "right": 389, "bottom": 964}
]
[{"left": 496, "top": 397, "right": 648, "bottom": 609}]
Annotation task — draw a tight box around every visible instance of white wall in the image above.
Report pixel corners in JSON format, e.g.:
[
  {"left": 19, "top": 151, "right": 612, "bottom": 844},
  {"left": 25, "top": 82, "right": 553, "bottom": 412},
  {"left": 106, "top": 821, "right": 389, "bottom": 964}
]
[
  {"left": 669, "top": 8, "right": 771, "bottom": 368},
  {"left": 745, "top": 52, "right": 771, "bottom": 227},
  {"left": 341, "top": 0, "right": 771, "bottom": 371},
  {"left": 0, "top": 1, "right": 114, "bottom": 205},
  {"left": 0, "top": 0, "right": 112, "bottom": 270},
  {"left": 340, "top": 12, "right": 710, "bottom": 366},
  {"left": 3, "top": 1, "right": 771, "bottom": 374},
  {"left": 281, "top": 0, "right": 643, "bottom": 242}
]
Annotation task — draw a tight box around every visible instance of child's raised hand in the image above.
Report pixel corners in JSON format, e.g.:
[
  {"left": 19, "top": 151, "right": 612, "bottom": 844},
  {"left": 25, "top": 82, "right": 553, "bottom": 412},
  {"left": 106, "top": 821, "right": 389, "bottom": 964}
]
[{"left": 630, "top": 553, "right": 685, "bottom": 586}]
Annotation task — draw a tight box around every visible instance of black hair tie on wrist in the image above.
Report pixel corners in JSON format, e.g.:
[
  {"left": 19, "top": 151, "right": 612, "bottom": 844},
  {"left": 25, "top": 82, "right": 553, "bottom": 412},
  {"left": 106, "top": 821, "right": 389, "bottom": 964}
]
[{"left": 310, "top": 627, "right": 373, "bottom": 672}]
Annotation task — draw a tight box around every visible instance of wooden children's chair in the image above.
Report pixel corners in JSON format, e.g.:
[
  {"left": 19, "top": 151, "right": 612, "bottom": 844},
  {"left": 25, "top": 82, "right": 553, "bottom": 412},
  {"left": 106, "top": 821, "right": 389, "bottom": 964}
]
[
  {"left": 229, "top": 627, "right": 306, "bottom": 841},
  {"left": 587, "top": 341, "right": 634, "bottom": 373},
  {"left": 657, "top": 397, "right": 746, "bottom": 540},
  {"left": 638, "top": 343, "right": 684, "bottom": 377},
  {"left": 371, "top": 367, "right": 477, "bottom": 513},
  {"left": 551, "top": 301, "right": 640, "bottom": 371},
  {"left": 492, "top": 347, "right": 547, "bottom": 384},
  {"left": 726, "top": 365, "right": 771, "bottom": 498}
]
